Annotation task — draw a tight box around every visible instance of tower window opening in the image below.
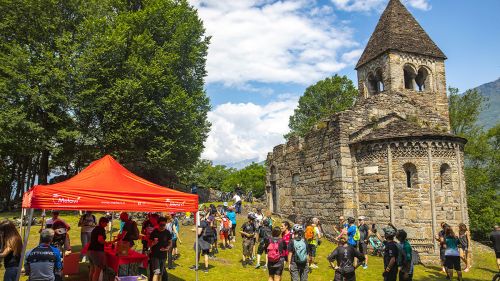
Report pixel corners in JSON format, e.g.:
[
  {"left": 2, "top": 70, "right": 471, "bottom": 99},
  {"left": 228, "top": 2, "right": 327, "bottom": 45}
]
[
  {"left": 367, "top": 70, "right": 384, "bottom": 94},
  {"left": 403, "top": 65, "right": 417, "bottom": 90},
  {"left": 416, "top": 67, "right": 430, "bottom": 92}
]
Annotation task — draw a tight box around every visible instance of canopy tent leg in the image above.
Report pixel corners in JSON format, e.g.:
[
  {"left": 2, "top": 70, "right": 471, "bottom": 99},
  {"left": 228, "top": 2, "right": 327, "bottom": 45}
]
[
  {"left": 16, "top": 208, "right": 34, "bottom": 281},
  {"left": 19, "top": 208, "right": 25, "bottom": 235},
  {"left": 195, "top": 211, "right": 199, "bottom": 281}
]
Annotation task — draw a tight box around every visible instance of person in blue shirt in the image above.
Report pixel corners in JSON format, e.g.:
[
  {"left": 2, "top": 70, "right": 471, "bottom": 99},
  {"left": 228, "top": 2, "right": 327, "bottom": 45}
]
[
  {"left": 346, "top": 217, "right": 358, "bottom": 247},
  {"left": 25, "top": 229, "right": 63, "bottom": 281},
  {"left": 226, "top": 206, "right": 237, "bottom": 242}
]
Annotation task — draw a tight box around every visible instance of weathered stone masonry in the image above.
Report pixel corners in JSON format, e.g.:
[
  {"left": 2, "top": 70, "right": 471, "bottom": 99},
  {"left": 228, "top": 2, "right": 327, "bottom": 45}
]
[{"left": 266, "top": 0, "right": 468, "bottom": 262}]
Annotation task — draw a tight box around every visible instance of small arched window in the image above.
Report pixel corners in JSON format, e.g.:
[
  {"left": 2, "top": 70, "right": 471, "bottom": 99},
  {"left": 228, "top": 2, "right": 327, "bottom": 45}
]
[
  {"left": 403, "top": 64, "right": 417, "bottom": 90},
  {"left": 439, "top": 163, "right": 452, "bottom": 189},
  {"left": 403, "top": 163, "right": 417, "bottom": 188},
  {"left": 416, "top": 67, "right": 429, "bottom": 92}
]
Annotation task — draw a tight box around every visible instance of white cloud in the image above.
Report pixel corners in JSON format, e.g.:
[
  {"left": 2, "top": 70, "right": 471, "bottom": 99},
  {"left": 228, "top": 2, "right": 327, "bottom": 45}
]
[
  {"left": 330, "top": 0, "right": 431, "bottom": 12},
  {"left": 190, "top": 0, "right": 357, "bottom": 86},
  {"left": 202, "top": 97, "right": 299, "bottom": 163}
]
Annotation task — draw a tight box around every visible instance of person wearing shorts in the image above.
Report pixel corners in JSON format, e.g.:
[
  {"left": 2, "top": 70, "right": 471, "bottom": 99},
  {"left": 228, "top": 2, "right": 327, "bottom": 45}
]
[
  {"left": 149, "top": 217, "right": 172, "bottom": 281},
  {"left": 440, "top": 227, "right": 462, "bottom": 281},
  {"left": 241, "top": 214, "right": 257, "bottom": 267},
  {"left": 265, "top": 226, "right": 287, "bottom": 281},
  {"left": 358, "top": 216, "right": 369, "bottom": 269},
  {"left": 87, "top": 217, "right": 109, "bottom": 281}
]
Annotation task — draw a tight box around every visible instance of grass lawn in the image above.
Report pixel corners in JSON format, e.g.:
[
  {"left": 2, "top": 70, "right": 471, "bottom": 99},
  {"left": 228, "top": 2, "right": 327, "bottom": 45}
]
[{"left": 0, "top": 210, "right": 497, "bottom": 281}]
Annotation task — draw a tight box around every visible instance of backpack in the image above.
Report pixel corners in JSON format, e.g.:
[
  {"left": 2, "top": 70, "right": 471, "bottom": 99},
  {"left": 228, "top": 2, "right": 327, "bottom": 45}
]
[
  {"left": 305, "top": 226, "right": 315, "bottom": 241},
  {"left": 353, "top": 226, "right": 360, "bottom": 241},
  {"left": 128, "top": 221, "right": 140, "bottom": 240},
  {"left": 260, "top": 226, "right": 272, "bottom": 242},
  {"left": 267, "top": 238, "right": 281, "bottom": 263},
  {"left": 222, "top": 218, "right": 230, "bottom": 232},
  {"left": 293, "top": 239, "right": 308, "bottom": 264}
]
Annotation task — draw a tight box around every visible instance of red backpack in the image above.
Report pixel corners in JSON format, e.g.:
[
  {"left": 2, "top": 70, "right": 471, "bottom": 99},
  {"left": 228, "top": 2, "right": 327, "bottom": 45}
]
[
  {"left": 222, "top": 218, "right": 230, "bottom": 232},
  {"left": 267, "top": 238, "right": 282, "bottom": 263}
]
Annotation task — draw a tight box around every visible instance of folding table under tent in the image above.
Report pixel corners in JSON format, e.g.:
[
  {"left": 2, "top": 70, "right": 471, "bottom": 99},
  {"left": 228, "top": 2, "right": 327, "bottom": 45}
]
[{"left": 19, "top": 155, "right": 202, "bottom": 281}]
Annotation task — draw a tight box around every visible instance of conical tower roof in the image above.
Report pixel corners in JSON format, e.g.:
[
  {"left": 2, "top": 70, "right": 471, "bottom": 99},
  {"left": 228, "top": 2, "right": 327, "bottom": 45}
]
[{"left": 356, "top": 0, "right": 446, "bottom": 69}]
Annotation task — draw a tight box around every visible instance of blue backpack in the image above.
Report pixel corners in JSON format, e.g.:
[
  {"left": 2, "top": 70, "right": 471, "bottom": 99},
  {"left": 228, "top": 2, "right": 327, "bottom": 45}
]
[{"left": 293, "top": 238, "right": 308, "bottom": 264}]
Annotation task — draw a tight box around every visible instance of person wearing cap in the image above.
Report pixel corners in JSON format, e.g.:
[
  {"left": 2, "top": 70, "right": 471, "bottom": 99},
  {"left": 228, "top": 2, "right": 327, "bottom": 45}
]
[
  {"left": 287, "top": 224, "right": 308, "bottom": 281},
  {"left": 240, "top": 214, "right": 257, "bottom": 267},
  {"left": 118, "top": 212, "right": 138, "bottom": 247},
  {"left": 327, "top": 234, "right": 365, "bottom": 281},
  {"left": 357, "top": 216, "right": 369, "bottom": 269},
  {"left": 382, "top": 226, "right": 399, "bottom": 281}
]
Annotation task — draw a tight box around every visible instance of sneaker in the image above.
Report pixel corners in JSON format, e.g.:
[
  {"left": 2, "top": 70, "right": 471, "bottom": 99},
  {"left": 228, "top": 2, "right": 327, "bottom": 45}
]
[
  {"left": 189, "top": 265, "right": 198, "bottom": 271},
  {"left": 310, "top": 264, "right": 318, "bottom": 269},
  {"left": 255, "top": 264, "right": 260, "bottom": 269},
  {"left": 463, "top": 267, "right": 469, "bottom": 273},
  {"left": 203, "top": 268, "right": 209, "bottom": 273},
  {"left": 263, "top": 264, "right": 268, "bottom": 269},
  {"left": 362, "top": 264, "right": 368, "bottom": 270}
]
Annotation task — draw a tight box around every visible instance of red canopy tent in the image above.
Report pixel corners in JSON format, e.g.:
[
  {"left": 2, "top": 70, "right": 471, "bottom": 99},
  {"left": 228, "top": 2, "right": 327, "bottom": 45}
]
[
  {"left": 18, "top": 155, "right": 202, "bottom": 281},
  {"left": 22, "top": 155, "right": 198, "bottom": 212}
]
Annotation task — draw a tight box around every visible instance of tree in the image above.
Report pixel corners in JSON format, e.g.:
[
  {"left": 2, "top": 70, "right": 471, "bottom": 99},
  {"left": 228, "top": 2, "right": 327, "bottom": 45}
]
[
  {"left": 0, "top": 0, "right": 211, "bottom": 201},
  {"left": 74, "top": 0, "right": 211, "bottom": 182},
  {"left": 287, "top": 75, "right": 357, "bottom": 138},
  {"left": 448, "top": 87, "right": 487, "bottom": 136},
  {"left": 222, "top": 163, "right": 266, "bottom": 197},
  {"left": 179, "top": 159, "right": 235, "bottom": 190},
  {"left": 448, "top": 87, "right": 499, "bottom": 240}
]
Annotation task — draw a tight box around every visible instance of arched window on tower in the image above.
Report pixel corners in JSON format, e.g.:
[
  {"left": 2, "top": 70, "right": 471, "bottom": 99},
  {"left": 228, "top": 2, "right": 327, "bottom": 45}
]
[
  {"left": 367, "top": 70, "right": 384, "bottom": 95},
  {"left": 439, "top": 163, "right": 452, "bottom": 189},
  {"left": 416, "top": 67, "right": 431, "bottom": 92},
  {"left": 403, "top": 64, "right": 417, "bottom": 90},
  {"left": 403, "top": 163, "right": 418, "bottom": 188}
]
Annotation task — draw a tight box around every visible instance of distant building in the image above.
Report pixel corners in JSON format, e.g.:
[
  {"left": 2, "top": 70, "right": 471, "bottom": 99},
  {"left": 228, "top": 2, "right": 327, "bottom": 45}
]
[{"left": 266, "top": 0, "right": 468, "bottom": 262}]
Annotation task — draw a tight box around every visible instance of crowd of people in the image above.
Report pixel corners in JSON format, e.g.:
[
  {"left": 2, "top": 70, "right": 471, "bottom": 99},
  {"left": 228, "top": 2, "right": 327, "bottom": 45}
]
[{"left": 0, "top": 206, "right": 498, "bottom": 281}]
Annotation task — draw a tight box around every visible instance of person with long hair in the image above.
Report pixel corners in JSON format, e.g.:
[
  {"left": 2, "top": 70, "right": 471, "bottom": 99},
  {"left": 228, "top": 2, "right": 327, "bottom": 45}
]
[
  {"left": 0, "top": 220, "right": 22, "bottom": 281},
  {"left": 440, "top": 227, "right": 463, "bottom": 281},
  {"left": 265, "top": 226, "right": 287, "bottom": 281},
  {"left": 458, "top": 223, "right": 471, "bottom": 272}
]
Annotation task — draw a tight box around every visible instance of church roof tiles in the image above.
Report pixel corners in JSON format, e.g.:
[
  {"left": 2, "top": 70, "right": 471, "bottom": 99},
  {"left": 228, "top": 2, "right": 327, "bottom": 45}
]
[{"left": 355, "top": 0, "right": 446, "bottom": 69}]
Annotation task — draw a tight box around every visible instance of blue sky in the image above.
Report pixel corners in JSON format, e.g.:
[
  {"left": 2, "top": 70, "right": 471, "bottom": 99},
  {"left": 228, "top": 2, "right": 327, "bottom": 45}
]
[{"left": 189, "top": 0, "right": 500, "bottom": 165}]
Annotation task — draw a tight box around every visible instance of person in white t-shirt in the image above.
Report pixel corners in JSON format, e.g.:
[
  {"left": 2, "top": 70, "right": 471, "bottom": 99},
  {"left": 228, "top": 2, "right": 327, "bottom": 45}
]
[
  {"left": 44, "top": 211, "right": 72, "bottom": 255},
  {"left": 232, "top": 193, "right": 242, "bottom": 214}
]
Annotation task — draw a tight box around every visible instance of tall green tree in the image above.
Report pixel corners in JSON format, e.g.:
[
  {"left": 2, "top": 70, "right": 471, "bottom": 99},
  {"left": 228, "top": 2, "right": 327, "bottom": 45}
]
[
  {"left": 74, "top": 0, "right": 211, "bottom": 182},
  {"left": 448, "top": 87, "right": 499, "bottom": 240},
  {"left": 287, "top": 75, "right": 357, "bottom": 138}
]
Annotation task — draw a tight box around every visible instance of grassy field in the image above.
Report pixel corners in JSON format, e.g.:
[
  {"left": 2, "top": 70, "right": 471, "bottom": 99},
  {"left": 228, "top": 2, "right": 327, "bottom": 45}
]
[{"left": 0, "top": 210, "right": 497, "bottom": 281}]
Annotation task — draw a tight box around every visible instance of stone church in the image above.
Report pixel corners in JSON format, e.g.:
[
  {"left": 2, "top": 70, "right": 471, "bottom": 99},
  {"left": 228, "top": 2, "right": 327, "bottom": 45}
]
[{"left": 265, "top": 0, "right": 468, "bottom": 261}]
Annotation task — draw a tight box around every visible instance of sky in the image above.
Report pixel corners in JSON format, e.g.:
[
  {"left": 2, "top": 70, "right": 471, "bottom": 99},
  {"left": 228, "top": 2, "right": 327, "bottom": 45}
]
[{"left": 188, "top": 0, "right": 500, "bottom": 165}]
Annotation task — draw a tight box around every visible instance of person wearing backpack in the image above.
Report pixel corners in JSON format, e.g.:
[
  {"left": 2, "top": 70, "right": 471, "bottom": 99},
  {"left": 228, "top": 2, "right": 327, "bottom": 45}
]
[
  {"left": 118, "top": 212, "right": 140, "bottom": 247},
  {"left": 382, "top": 226, "right": 399, "bottom": 281},
  {"left": 396, "top": 229, "right": 413, "bottom": 281},
  {"left": 346, "top": 217, "right": 358, "bottom": 248},
  {"left": 219, "top": 215, "right": 232, "bottom": 249},
  {"left": 327, "top": 235, "right": 365, "bottom": 281},
  {"left": 287, "top": 224, "right": 309, "bottom": 281},
  {"left": 305, "top": 218, "right": 321, "bottom": 269},
  {"left": 256, "top": 219, "right": 273, "bottom": 269},
  {"left": 264, "top": 226, "right": 287, "bottom": 281}
]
